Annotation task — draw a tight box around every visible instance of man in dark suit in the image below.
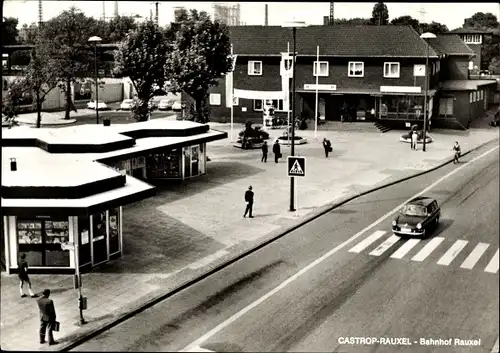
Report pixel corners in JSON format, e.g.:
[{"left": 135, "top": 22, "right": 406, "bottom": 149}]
[
  {"left": 244, "top": 186, "right": 254, "bottom": 218},
  {"left": 272, "top": 140, "right": 281, "bottom": 163},
  {"left": 261, "top": 141, "right": 268, "bottom": 162},
  {"left": 37, "top": 289, "right": 57, "bottom": 345}
]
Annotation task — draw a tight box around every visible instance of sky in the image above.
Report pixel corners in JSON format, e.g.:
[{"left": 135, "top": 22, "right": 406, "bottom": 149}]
[{"left": 3, "top": 1, "right": 500, "bottom": 30}]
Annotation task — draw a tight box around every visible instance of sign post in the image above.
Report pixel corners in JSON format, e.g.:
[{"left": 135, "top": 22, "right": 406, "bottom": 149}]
[
  {"left": 61, "top": 241, "right": 87, "bottom": 325},
  {"left": 287, "top": 156, "right": 306, "bottom": 214}
]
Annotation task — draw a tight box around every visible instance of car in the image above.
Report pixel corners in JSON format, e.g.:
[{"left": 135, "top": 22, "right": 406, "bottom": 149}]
[
  {"left": 148, "top": 99, "right": 158, "bottom": 110},
  {"left": 120, "top": 99, "right": 136, "bottom": 110},
  {"left": 87, "top": 100, "right": 108, "bottom": 110},
  {"left": 392, "top": 197, "right": 440, "bottom": 237},
  {"left": 172, "top": 101, "right": 183, "bottom": 111},
  {"left": 158, "top": 99, "right": 174, "bottom": 111}
]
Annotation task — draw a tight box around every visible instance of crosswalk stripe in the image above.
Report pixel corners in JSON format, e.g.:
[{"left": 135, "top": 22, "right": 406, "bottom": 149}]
[
  {"left": 390, "top": 238, "right": 421, "bottom": 259},
  {"left": 348, "top": 230, "right": 387, "bottom": 253},
  {"left": 437, "top": 240, "right": 469, "bottom": 266},
  {"left": 411, "top": 237, "right": 445, "bottom": 262},
  {"left": 369, "top": 235, "right": 401, "bottom": 256},
  {"left": 460, "top": 243, "right": 490, "bottom": 269},
  {"left": 484, "top": 248, "right": 499, "bottom": 274}
]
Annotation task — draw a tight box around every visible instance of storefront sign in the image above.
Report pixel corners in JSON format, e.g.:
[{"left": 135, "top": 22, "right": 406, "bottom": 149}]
[
  {"left": 303, "top": 84, "right": 337, "bottom": 91},
  {"left": 380, "top": 86, "right": 422, "bottom": 94},
  {"left": 233, "top": 89, "right": 286, "bottom": 100}
]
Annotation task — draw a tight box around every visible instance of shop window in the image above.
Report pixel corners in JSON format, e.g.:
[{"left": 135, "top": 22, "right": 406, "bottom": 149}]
[
  {"left": 383, "top": 62, "right": 400, "bottom": 78},
  {"left": 146, "top": 150, "right": 181, "bottom": 178},
  {"left": 348, "top": 62, "right": 364, "bottom": 77},
  {"left": 313, "top": 61, "right": 329, "bottom": 77},
  {"left": 248, "top": 61, "right": 262, "bottom": 75},
  {"left": 108, "top": 208, "right": 120, "bottom": 255},
  {"left": 91, "top": 211, "right": 108, "bottom": 265},
  {"left": 17, "top": 218, "right": 70, "bottom": 267},
  {"left": 439, "top": 98, "right": 454, "bottom": 116}
]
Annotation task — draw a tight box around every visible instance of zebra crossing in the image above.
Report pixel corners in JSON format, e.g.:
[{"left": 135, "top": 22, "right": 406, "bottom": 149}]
[{"left": 347, "top": 230, "right": 499, "bottom": 274}]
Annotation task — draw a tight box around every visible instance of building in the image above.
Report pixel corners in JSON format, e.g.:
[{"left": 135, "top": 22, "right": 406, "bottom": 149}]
[
  {"left": 212, "top": 3, "right": 241, "bottom": 26},
  {"left": 199, "top": 25, "right": 496, "bottom": 130},
  {"left": 2, "top": 119, "right": 227, "bottom": 274},
  {"left": 448, "top": 28, "right": 490, "bottom": 73}
]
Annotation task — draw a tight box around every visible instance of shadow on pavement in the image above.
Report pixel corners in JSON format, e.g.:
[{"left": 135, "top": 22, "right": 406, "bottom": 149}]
[{"left": 430, "top": 218, "right": 454, "bottom": 238}]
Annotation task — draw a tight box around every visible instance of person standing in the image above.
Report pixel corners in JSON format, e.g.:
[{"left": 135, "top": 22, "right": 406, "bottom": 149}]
[
  {"left": 18, "top": 253, "right": 36, "bottom": 298},
  {"left": 37, "top": 289, "right": 57, "bottom": 345},
  {"left": 411, "top": 130, "right": 418, "bottom": 150},
  {"left": 323, "top": 137, "right": 332, "bottom": 158},
  {"left": 243, "top": 186, "right": 254, "bottom": 218},
  {"left": 261, "top": 141, "right": 268, "bottom": 162},
  {"left": 273, "top": 140, "right": 281, "bottom": 163}
]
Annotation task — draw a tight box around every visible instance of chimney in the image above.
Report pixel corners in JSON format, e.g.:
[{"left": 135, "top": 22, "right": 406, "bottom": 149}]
[
  {"left": 10, "top": 158, "right": 17, "bottom": 171},
  {"left": 264, "top": 4, "right": 268, "bottom": 26},
  {"left": 323, "top": 16, "right": 329, "bottom": 26}
]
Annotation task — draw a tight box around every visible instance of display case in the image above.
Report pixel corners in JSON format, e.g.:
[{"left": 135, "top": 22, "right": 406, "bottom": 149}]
[{"left": 146, "top": 150, "right": 181, "bottom": 179}]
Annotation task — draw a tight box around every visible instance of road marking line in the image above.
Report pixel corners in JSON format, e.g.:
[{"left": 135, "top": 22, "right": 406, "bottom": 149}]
[
  {"left": 491, "top": 337, "right": 499, "bottom": 353},
  {"left": 185, "top": 347, "right": 215, "bottom": 352},
  {"left": 369, "top": 235, "right": 400, "bottom": 256},
  {"left": 348, "top": 230, "right": 387, "bottom": 253},
  {"left": 484, "top": 248, "right": 499, "bottom": 274},
  {"left": 180, "top": 144, "right": 499, "bottom": 352},
  {"left": 411, "top": 237, "right": 445, "bottom": 262},
  {"left": 390, "top": 238, "right": 421, "bottom": 259},
  {"left": 437, "top": 240, "right": 469, "bottom": 266},
  {"left": 460, "top": 243, "right": 489, "bottom": 269}
]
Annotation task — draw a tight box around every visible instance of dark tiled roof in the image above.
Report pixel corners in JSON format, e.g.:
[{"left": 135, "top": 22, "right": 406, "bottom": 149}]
[
  {"left": 229, "top": 25, "right": 439, "bottom": 58},
  {"left": 450, "top": 28, "right": 490, "bottom": 34},
  {"left": 427, "top": 34, "right": 475, "bottom": 56}
]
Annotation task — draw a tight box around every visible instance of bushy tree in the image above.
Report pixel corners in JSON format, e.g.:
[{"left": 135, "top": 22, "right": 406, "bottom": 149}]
[
  {"left": 2, "top": 17, "right": 19, "bottom": 45},
  {"left": 2, "top": 79, "right": 27, "bottom": 126},
  {"left": 370, "top": 2, "right": 389, "bottom": 26},
  {"left": 335, "top": 18, "right": 371, "bottom": 25},
  {"left": 165, "top": 9, "right": 233, "bottom": 123},
  {"left": 113, "top": 20, "right": 170, "bottom": 121},
  {"left": 420, "top": 21, "right": 449, "bottom": 34},
  {"left": 488, "top": 56, "right": 500, "bottom": 74},
  {"left": 391, "top": 15, "right": 420, "bottom": 32},
  {"left": 105, "top": 16, "right": 138, "bottom": 43},
  {"left": 41, "top": 7, "right": 101, "bottom": 119}
]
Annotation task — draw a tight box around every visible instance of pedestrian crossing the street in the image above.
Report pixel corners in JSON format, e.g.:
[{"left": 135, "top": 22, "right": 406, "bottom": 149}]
[{"left": 347, "top": 231, "right": 499, "bottom": 274}]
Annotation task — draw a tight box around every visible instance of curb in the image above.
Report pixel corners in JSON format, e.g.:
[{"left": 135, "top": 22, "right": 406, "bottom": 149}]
[{"left": 59, "top": 137, "right": 498, "bottom": 352}]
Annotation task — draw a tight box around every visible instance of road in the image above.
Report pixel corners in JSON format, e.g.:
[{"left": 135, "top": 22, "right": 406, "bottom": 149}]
[{"left": 73, "top": 139, "right": 499, "bottom": 353}]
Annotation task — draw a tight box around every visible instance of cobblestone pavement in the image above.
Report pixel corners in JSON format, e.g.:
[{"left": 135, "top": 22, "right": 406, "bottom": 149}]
[{"left": 1, "top": 112, "right": 499, "bottom": 351}]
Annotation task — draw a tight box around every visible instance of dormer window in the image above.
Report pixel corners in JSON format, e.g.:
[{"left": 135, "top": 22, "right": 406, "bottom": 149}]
[
  {"left": 462, "top": 34, "right": 482, "bottom": 44},
  {"left": 248, "top": 61, "right": 262, "bottom": 76}
]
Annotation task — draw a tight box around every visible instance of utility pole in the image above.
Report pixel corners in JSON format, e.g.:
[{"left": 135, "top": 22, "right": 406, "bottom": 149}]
[
  {"left": 38, "top": 0, "right": 43, "bottom": 26},
  {"left": 102, "top": 1, "right": 106, "bottom": 21}
]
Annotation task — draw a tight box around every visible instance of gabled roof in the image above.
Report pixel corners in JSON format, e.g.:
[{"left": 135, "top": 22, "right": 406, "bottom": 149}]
[
  {"left": 427, "top": 34, "right": 475, "bottom": 56},
  {"left": 229, "top": 25, "right": 439, "bottom": 58},
  {"left": 450, "top": 28, "right": 489, "bottom": 34}
]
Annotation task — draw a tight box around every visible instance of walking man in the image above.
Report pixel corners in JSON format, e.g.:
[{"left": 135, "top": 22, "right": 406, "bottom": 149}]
[
  {"left": 273, "top": 139, "right": 281, "bottom": 163},
  {"left": 243, "top": 186, "right": 254, "bottom": 218},
  {"left": 411, "top": 130, "right": 418, "bottom": 150},
  {"left": 322, "top": 137, "right": 332, "bottom": 158},
  {"left": 261, "top": 141, "right": 268, "bottom": 162},
  {"left": 37, "top": 289, "right": 57, "bottom": 345},
  {"left": 19, "top": 253, "right": 36, "bottom": 298}
]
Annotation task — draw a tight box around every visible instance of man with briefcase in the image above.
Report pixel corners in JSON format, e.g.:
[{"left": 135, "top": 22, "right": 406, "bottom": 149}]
[{"left": 37, "top": 289, "right": 58, "bottom": 345}]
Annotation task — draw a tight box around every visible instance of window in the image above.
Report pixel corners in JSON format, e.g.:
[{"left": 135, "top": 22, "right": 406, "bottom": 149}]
[
  {"left": 383, "top": 62, "right": 400, "bottom": 78},
  {"left": 470, "top": 92, "right": 473, "bottom": 103},
  {"left": 254, "top": 99, "right": 287, "bottom": 112},
  {"left": 209, "top": 93, "right": 221, "bottom": 105},
  {"left": 436, "top": 60, "right": 440, "bottom": 73},
  {"left": 108, "top": 208, "right": 120, "bottom": 255},
  {"left": 439, "top": 98, "right": 454, "bottom": 116},
  {"left": 253, "top": 99, "right": 263, "bottom": 111},
  {"left": 463, "top": 34, "right": 481, "bottom": 44},
  {"left": 248, "top": 61, "right": 262, "bottom": 75},
  {"left": 348, "top": 62, "right": 364, "bottom": 77},
  {"left": 469, "top": 61, "right": 474, "bottom": 70},
  {"left": 480, "top": 90, "right": 484, "bottom": 100},
  {"left": 475, "top": 91, "right": 478, "bottom": 102},
  {"left": 313, "top": 61, "right": 329, "bottom": 76}
]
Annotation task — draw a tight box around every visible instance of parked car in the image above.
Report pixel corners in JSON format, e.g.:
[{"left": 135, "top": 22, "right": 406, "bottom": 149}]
[
  {"left": 148, "top": 99, "right": 158, "bottom": 110},
  {"left": 392, "top": 197, "right": 441, "bottom": 238},
  {"left": 158, "top": 99, "right": 174, "bottom": 111},
  {"left": 87, "top": 100, "right": 108, "bottom": 110},
  {"left": 120, "top": 99, "right": 136, "bottom": 110},
  {"left": 172, "top": 101, "right": 183, "bottom": 111}
]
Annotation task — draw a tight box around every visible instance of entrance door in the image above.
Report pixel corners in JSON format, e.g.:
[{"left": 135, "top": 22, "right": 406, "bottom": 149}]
[
  {"left": 318, "top": 98, "right": 326, "bottom": 121},
  {"left": 191, "top": 146, "right": 199, "bottom": 176},
  {"left": 91, "top": 212, "right": 108, "bottom": 266},
  {"left": 183, "top": 147, "right": 191, "bottom": 178}
]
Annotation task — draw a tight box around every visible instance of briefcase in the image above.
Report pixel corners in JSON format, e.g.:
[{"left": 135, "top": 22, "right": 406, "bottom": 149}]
[{"left": 53, "top": 321, "right": 60, "bottom": 332}]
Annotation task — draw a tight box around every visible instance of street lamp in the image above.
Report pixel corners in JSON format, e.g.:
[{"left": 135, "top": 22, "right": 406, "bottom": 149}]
[
  {"left": 420, "top": 32, "right": 436, "bottom": 152},
  {"left": 88, "top": 36, "right": 102, "bottom": 125},
  {"left": 282, "top": 20, "right": 307, "bottom": 212}
]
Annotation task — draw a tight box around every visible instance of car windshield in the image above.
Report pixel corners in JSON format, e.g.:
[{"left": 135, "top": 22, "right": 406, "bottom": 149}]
[{"left": 401, "top": 205, "right": 427, "bottom": 217}]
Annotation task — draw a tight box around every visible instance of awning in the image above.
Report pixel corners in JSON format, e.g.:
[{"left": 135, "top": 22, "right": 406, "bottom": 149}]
[{"left": 233, "top": 89, "right": 286, "bottom": 100}]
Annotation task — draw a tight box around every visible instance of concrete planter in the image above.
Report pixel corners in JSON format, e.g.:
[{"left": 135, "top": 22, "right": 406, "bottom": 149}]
[
  {"left": 277, "top": 136, "right": 308, "bottom": 145},
  {"left": 400, "top": 135, "right": 433, "bottom": 144}
]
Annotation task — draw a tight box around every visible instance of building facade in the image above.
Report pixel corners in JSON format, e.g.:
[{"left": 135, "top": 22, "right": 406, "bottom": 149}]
[{"left": 449, "top": 28, "right": 489, "bottom": 73}]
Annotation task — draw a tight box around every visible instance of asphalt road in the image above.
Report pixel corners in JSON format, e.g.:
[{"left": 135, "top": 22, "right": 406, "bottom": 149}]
[{"left": 73, "top": 139, "right": 499, "bottom": 353}]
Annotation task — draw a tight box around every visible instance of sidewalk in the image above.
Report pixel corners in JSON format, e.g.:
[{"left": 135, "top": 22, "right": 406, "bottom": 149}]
[{"left": 1, "top": 115, "right": 498, "bottom": 351}]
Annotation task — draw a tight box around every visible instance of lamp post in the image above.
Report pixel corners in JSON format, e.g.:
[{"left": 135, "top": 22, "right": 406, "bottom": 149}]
[
  {"left": 282, "top": 20, "right": 307, "bottom": 212},
  {"left": 88, "top": 36, "right": 102, "bottom": 125},
  {"left": 420, "top": 32, "right": 436, "bottom": 152}
]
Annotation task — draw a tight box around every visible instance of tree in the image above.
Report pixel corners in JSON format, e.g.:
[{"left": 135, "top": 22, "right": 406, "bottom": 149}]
[
  {"left": 462, "top": 12, "right": 500, "bottom": 70},
  {"left": 391, "top": 15, "right": 420, "bottom": 32},
  {"left": 489, "top": 57, "right": 500, "bottom": 74},
  {"left": 370, "top": 2, "right": 389, "bottom": 26},
  {"left": 2, "top": 17, "right": 19, "bottom": 45},
  {"left": 165, "top": 9, "right": 233, "bottom": 123},
  {"left": 420, "top": 21, "right": 449, "bottom": 34},
  {"left": 335, "top": 18, "right": 371, "bottom": 25},
  {"left": 113, "top": 20, "right": 170, "bottom": 121},
  {"left": 105, "top": 16, "right": 137, "bottom": 43},
  {"left": 2, "top": 78, "right": 27, "bottom": 126},
  {"left": 464, "top": 12, "right": 499, "bottom": 29},
  {"left": 19, "top": 23, "right": 39, "bottom": 44},
  {"left": 40, "top": 7, "right": 100, "bottom": 119}
]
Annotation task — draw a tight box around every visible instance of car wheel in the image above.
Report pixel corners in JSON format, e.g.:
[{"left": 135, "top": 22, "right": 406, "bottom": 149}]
[{"left": 435, "top": 216, "right": 439, "bottom": 228}]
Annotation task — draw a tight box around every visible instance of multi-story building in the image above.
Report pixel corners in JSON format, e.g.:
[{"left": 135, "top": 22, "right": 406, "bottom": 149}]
[
  {"left": 198, "top": 25, "right": 496, "bottom": 130},
  {"left": 448, "top": 28, "right": 489, "bottom": 73}
]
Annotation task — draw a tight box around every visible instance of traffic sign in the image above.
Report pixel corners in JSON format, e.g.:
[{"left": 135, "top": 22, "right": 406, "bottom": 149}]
[{"left": 288, "top": 156, "right": 306, "bottom": 177}]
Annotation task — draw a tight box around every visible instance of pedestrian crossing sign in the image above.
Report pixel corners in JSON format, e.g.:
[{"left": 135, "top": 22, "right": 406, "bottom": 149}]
[{"left": 288, "top": 156, "right": 306, "bottom": 177}]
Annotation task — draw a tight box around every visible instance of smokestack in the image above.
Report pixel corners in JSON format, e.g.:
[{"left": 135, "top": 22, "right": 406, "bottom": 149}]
[
  {"left": 264, "top": 4, "right": 268, "bottom": 26},
  {"left": 38, "top": 0, "right": 43, "bottom": 26},
  {"left": 114, "top": 1, "right": 119, "bottom": 18},
  {"left": 155, "top": 2, "right": 159, "bottom": 25},
  {"left": 102, "top": 1, "right": 106, "bottom": 21}
]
